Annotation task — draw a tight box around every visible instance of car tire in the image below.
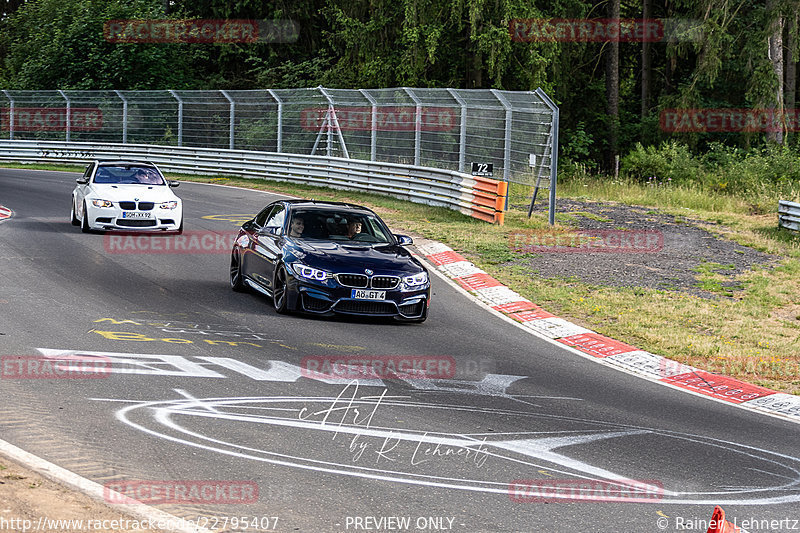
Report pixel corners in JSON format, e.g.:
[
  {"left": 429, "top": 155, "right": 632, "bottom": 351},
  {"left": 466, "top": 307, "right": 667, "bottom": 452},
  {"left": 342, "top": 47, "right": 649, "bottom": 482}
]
[
  {"left": 272, "top": 264, "right": 290, "bottom": 314},
  {"left": 230, "top": 249, "right": 247, "bottom": 293},
  {"left": 176, "top": 219, "right": 184, "bottom": 235},
  {"left": 80, "top": 202, "right": 91, "bottom": 233},
  {"left": 70, "top": 199, "right": 80, "bottom": 226}
]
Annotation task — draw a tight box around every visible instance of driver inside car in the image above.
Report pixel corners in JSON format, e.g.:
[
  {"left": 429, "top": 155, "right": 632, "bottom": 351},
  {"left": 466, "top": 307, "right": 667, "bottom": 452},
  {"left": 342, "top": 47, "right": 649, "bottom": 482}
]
[
  {"left": 288, "top": 216, "right": 305, "bottom": 237},
  {"left": 346, "top": 219, "right": 362, "bottom": 239}
]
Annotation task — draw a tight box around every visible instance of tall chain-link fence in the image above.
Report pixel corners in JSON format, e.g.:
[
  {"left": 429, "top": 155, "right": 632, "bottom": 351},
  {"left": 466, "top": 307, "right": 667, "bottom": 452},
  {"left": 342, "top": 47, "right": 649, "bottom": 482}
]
[{"left": 0, "top": 87, "right": 558, "bottom": 187}]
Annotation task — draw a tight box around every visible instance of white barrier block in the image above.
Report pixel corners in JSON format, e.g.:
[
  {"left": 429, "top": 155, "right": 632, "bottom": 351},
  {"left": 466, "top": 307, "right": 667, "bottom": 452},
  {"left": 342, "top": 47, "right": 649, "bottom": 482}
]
[
  {"left": 439, "top": 261, "right": 484, "bottom": 278},
  {"left": 474, "top": 286, "right": 526, "bottom": 305},
  {"left": 744, "top": 393, "right": 800, "bottom": 419},
  {"left": 605, "top": 351, "right": 697, "bottom": 379},
  {"left": 416, "top": 242, "right": 452, "bottom": 256}
]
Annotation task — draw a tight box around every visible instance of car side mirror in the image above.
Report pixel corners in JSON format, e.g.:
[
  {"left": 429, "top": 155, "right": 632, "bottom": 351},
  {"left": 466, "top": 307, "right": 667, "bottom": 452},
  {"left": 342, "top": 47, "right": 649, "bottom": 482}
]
[
  {"left": 76, "top": 178, "right": 89, "bottom": 185},
  {"left": 168, "top": 180, "right": 180, "bottom": 188},
  {"left": 395, "top": 234, "right": 413, "bottom": 245}
]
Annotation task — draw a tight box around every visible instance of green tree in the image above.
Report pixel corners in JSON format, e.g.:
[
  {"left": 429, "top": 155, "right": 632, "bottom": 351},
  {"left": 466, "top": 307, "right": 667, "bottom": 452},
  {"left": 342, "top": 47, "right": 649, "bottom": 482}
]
[{"left": 0, "top": 0, "right": 205, "bottom": 89}]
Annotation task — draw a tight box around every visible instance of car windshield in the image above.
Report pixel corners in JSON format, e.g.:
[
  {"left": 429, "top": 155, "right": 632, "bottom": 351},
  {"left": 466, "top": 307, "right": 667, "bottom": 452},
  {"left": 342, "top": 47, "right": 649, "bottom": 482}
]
[
  {"left": 93, "top": 166, "right": 164, "bottom": 185},
  {"left": 289, "top": 209, "right": 393, "bottom": 244}
]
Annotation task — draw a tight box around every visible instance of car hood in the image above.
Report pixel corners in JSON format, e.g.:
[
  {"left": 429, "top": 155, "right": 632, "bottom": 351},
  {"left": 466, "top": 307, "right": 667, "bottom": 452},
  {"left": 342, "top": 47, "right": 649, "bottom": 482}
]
[
  {"left": 287, "top": 240, "right": 424, "bottom": 275},
  {"left": 88, "top": 184, "right": 178, "bottom": 202}
]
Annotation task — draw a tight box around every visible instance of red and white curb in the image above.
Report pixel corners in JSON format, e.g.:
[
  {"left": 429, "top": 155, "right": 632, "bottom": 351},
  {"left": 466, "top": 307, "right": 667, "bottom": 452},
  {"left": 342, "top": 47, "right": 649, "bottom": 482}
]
[
  {"left": 0, "top": 205, "right": 12, "bottom": 222},
  {"left": 414, "top": 240, "right": 800, "bottom": 425}
]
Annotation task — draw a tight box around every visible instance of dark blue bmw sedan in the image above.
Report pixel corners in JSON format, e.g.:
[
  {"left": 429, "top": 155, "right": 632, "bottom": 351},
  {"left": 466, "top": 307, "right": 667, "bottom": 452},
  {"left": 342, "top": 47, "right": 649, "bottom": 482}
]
[{"left": 230, "top": 200, "right": 430, "bottom": 322}]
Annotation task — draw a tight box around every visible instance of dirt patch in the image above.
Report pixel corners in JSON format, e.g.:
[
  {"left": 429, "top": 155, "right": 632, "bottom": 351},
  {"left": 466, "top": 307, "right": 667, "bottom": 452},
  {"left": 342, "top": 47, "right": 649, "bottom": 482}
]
[
  {"left": 519, "top": 199, "right": 776, "bottom": 297},
  {"left": 0, "top": 457, "right": 162, "bottom": 533}
]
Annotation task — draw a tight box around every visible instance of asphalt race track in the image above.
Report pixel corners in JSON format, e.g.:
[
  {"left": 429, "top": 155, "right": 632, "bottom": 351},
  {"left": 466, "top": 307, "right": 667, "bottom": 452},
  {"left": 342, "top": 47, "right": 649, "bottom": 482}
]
[{"left": 1, "top": 168, "right": 799, "bottom": 533}]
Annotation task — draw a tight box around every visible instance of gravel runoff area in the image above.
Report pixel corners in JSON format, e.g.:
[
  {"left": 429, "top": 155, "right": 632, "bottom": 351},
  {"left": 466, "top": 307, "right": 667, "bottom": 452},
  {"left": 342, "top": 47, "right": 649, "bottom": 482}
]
[{"left": 518, "top": 199, "right": 776, "bottom": 296}]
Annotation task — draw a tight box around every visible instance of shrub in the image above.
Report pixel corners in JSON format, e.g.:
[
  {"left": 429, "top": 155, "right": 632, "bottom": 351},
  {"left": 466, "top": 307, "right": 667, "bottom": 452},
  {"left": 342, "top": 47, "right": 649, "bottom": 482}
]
[{"left": 621, "top": 141, "right": 701, "bottom": 183}]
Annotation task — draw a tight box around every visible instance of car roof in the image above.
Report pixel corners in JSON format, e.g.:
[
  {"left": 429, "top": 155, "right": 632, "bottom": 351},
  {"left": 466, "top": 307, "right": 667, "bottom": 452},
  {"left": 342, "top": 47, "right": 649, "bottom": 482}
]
[
  {"left": 282, "top": 200, "right": 375, "bottom": 214},
  {"left": 95, "top": 160, "right": 158, "bottom": 168}
]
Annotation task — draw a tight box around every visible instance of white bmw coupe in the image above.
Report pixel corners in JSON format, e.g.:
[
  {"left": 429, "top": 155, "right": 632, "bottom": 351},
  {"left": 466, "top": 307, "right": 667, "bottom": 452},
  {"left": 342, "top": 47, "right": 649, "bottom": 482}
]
[{"left": 71, "top": 160, "right": 183, "bottom": 233}]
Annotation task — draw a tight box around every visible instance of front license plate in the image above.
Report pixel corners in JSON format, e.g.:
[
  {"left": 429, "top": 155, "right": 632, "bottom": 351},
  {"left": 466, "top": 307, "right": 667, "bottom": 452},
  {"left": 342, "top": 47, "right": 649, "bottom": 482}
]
[
  {"left": 351, "top": 289, "right": 386, "bottom": 300},
  {"left": 121, "top": 211, "right": 152, "bottom": 219}
]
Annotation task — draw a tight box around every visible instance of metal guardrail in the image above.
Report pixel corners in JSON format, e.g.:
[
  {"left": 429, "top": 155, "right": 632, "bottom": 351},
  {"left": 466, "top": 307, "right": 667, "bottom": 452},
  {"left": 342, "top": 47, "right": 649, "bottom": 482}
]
[
  {"left": 0, "top": 140, "right": 508, "bottom": 224},
  {"left": 779, "top": 200, "right": 800, "bottom": 232}
]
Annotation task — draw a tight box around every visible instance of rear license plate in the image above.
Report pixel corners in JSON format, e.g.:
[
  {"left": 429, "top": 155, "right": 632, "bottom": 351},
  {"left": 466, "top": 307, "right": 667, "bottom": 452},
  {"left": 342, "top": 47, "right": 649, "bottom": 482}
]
[
  {"left": 121, "top": 211, "right": 152, "bottom": 219},
  {"left": 351, "top": 289, "right": 386, "bottom": 300}
]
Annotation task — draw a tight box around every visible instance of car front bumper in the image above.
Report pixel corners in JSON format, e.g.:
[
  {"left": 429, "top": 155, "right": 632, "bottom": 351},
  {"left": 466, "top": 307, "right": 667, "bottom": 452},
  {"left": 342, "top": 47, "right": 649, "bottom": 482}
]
[
  {"left": 86, "top": 204, "right": 182, "bottom": 231},
  {"left": 287, "top": 276, "right": 430, "bottom": 319}
]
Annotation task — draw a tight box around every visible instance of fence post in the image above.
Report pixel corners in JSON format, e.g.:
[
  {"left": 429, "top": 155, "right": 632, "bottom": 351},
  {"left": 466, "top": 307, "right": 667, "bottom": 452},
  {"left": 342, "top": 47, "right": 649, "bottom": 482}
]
[
  {"left": 404, "top": 87, "right": 422, "bottom": 166},
  {"left": 2, "top": 90, "right": 14, "bottom": 140},
  {"left": 168, "top": 90, "right": 183, "bottom": 146},
  {"left": 360, "top": 89, "right": 378, "bottom": 161},
  {"left": 58, "top": 90, "right": 71, "bottom": 143},
  {"left": 114, "top": 90, "right": 128, "bottom": 144},
  {"left": 267, "top": 89, "right": 282, "bottom": 152},
  {"left": 221, "top": 90, "right": 235, "bottom": 150},
  {"left": 490, "top": 89, "right": 512, "bottom": 184},
  {"left": 446, "top": 89, "right": 467, "bottom": 172},
  {"left": 535, "top": 88, "right": 559, "bottom": 226}
]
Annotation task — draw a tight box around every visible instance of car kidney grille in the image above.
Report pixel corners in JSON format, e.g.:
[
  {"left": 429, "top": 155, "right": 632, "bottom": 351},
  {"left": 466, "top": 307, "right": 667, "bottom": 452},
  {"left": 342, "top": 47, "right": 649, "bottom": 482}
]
[
  {"left": 336, "top": 300, "right": 396, "bottom": 314},
  {"left": 336, "top": 274, "right": 369, "bottom": 288},
  {"left": 119, "top": 201, "right": 154, "bottom": 211},
  {"left": 371, "top": 276, "right": 400, "bottom": 289},
  {"left": 117, "top": 219, "right": 157, "bottom": 227}
]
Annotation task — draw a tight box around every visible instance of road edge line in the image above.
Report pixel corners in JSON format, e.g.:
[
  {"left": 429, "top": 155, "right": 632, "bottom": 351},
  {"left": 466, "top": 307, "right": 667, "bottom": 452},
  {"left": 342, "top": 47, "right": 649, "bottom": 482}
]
[{"left": 0, "top": 437, "right": 212, "bottom": 533}]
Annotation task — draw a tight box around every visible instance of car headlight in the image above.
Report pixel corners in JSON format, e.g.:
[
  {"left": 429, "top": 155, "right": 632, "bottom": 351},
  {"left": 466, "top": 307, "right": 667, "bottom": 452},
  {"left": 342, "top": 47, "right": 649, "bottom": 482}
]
[
  {"left": 402, "top": 272, "right": 428, "bottom": 287},
  {"left": 91, "top": 199, "right": 113, "bottom": 208},
  {"left": 291, "top": 263, "right": 331, "bottom": 281},
  {"left": 159, "top": 201, "right": 178, "bottom": 210}
]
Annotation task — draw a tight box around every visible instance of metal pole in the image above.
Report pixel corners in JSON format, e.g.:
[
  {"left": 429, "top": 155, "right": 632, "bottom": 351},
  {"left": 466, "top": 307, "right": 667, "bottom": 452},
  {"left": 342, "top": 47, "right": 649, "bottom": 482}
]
[
  {"left": 58, "top": 90, "right": 71, "bottom": 142},
  {"left": 535, "top": 88, "right": 559, "bottom": 226},
  {"left": 549, "top": 106, "right": 559, "bottom": 226},
  {"left": 114, "top": 90, "right": 128, "bottom": 144},
  {"left": 446, "top": 89, "right": 467, "bottom": 172},
  {"left": 491, "top": 89, "right": 513, "bottom": 183},
  {"left": 491, "top": 89, "right": 513, "bottom": 211},
  {"left": 267, "top": 89, "right": 282, "bottom": 152},
  {"left": 360, "top": 89, "right": 378, "bottom": 161},
  {"left": 168, "top": 90, "right": 183, "bottom": 146},
  {"left": 221, "top": 90, "right": 235, "bottom": 150},
  {"left": 2, "top": 90, "right": 14, "bottom": 140},
  {"left": 403, "top": 87, "right": 422, "bottom": 166}
]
